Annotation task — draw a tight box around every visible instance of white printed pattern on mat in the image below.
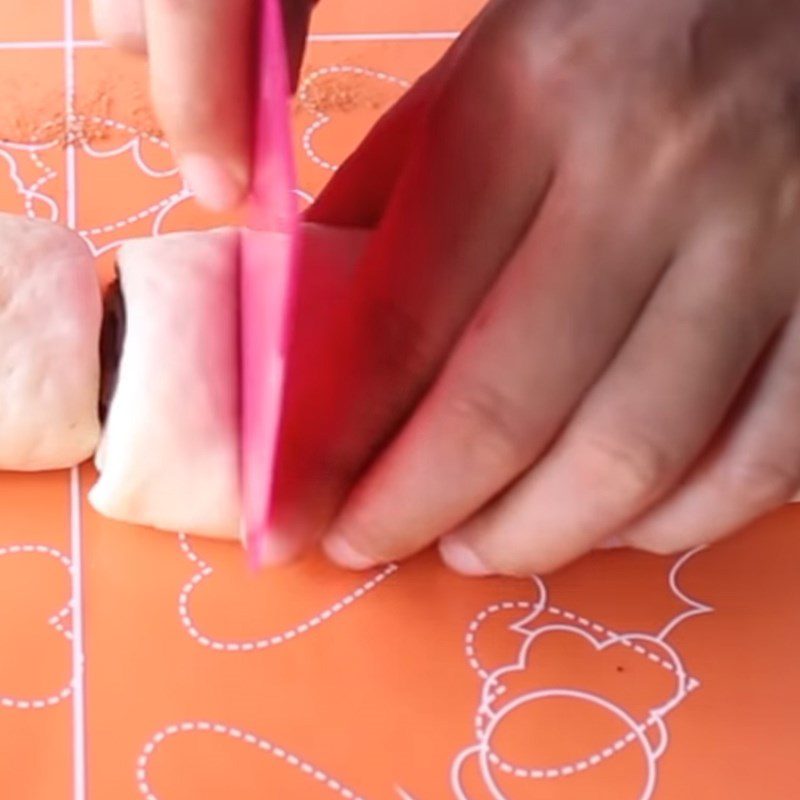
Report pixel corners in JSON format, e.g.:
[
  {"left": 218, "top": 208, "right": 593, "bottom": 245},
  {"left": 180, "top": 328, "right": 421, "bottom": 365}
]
[
  {"left": 0, "top": 544, "right": 74, "bottom": 710},
  {"left": 297, "top": 65, "right": 411, "bottom": 171},
  {"left": 0, "top": 120, "right": 187, "bottom": 256},
  {"left": 137, "top": 721, "right": 367, "bottom": 800},
  {"left": 0, "top": 142, "right": 60, "bottom": 222},
  {"left": 177, "top": 533, "right": 398, "bottom": 652},
  {"left": 451, "top": 548, "right": 713, "bottom": 800}
]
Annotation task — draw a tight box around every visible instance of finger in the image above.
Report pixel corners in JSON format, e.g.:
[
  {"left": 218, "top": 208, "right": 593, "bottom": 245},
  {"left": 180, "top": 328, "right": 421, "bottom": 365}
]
[
  {"left": 93, "top": 0, "right": 146, "bottom": 52},
  {"left": 320, "top": 167, "right": 676, "bottom": 566},
  {"left": 441, "top": 209, "right": 795, "bottom": 576},
  {"left": 257, "top": 224, "right": 371, "bottom": 564},
  {"left": 307, "top": 4, "right": 488, "bottom": 227},
  {"left": 619, "top": 308, "right": 800, "bottom": 553},
  {"left": 272, "top": 1, "right": 558, "bottom": 561},
  {"left": 306, "top": 62, "right": 449, "bottom": 227},
  {"left": 143, "top": 0, "right": 257, "bottom": 210}
]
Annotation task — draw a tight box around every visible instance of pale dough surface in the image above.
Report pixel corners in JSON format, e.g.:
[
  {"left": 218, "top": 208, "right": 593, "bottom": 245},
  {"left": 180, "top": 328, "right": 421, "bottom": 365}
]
[
  {"left": 90, "top": 228, "right": 241, "bottom": 538},
  {"left": 0, "top": 213, "right": 101, "bottom": 470}
]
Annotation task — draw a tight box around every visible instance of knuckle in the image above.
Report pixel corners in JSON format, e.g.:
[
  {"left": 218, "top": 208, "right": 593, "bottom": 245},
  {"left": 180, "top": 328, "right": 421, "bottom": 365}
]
[
  {"left": 572, "top": 429, "right": 675, "bottom": 507},
  {"left": 444, "top": 382, "right": 530, "bottom": 472},
  {"left": 722, "top": 458, "right": 800, "bottom": 510},
  {"left": 364, "top": 296, "right": 438, "bottom": 390}
]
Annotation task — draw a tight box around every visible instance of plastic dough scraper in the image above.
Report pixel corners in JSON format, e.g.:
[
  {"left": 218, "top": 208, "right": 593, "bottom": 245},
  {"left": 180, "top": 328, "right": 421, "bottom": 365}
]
[{"left": 239, "top": 0, "right": 299, "bottom": 566}]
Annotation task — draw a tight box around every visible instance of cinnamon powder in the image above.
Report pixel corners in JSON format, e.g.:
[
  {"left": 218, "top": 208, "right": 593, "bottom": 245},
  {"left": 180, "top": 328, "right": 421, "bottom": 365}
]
[
  {"left": 0, "top": 83, "right": 162, "bottom": 147},
  {"left": 299, "top": 67, "right": 402, "bottom": 115}
]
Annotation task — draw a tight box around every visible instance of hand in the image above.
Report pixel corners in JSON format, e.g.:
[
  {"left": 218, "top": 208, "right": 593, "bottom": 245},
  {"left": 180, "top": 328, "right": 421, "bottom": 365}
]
[
  {"left": 92, "top": 0, "right": 315, "bottom": 211},
  {"left": 284, "top": 0, "right": 800, "bottom": 575}
]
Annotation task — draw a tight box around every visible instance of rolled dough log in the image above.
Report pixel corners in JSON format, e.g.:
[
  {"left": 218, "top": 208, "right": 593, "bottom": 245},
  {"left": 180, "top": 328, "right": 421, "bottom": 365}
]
[
  {"left": 0, "top": 214, "right": 101, "bottom": 470},
  {"left": 90, "top": 223, "right": 369, "bottom": 539}
]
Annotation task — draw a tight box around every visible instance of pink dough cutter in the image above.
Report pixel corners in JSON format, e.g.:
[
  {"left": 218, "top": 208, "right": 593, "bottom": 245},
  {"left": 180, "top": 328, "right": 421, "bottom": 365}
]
[{"left": 240, "top": 0, "right": 299, "bottom": 565}]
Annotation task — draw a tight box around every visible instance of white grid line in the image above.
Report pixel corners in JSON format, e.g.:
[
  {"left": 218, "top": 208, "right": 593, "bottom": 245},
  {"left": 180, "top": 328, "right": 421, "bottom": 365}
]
[
  {"left": 0, "top": 31, "right": 460, "bottom": 51},
  {"left": 308, "top": 31, "right": 459, "bottom": 41},
  {"left": 0, "top": 39, "right": 100, "bottom": 49},
  {"left": 63, "top": 1, "right": 87, "bottom": 798},
  {"left": 69, "top": 467, "right": 86, "bottom": 800}
]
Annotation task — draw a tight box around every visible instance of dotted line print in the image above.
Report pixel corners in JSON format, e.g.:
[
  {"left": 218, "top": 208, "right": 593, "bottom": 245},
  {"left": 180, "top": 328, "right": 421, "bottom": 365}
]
[
  {"left": 25, "top": 150, "right": 58, "bottom": 221},
  {"left": 459, "top": 550, "right": 713, "bottom": 783},
  {"left": 483, "top": 697, "right": 682, "bottom": 780},
  {"left": 467, "top": 604, "right": 696, "bottom": 779},
  {"left": 177, "top": 533, "right": 398, "bottom": 652},
  {"left": 467, "top": 688, "right": 662, "bottom": 800},
  {"left": 137, "top": 721, "right": 367, "bottom": 800},
  {"left": 2, "top": 115, "right": 185, "bottom": 242},
  {"left": 48, "top": 603, "right": 73, "bottom": 642},
  {"left": 0, "top": 544, "right": 73, "bottom": 710},
  {"left": 297, "top": 65, "right": 411, "bottom": 171},
  {"left": 74, "top": 116, "right": 186, "bottom": 237},
  {"left": 0, "top": 144, "right": 60, "bottom": 222},
  {"left": 79, "top": 189, "right": 189, "bottom": 237},
  {"left": 466, "top": 601, "right": 699, "bottom": 682}
]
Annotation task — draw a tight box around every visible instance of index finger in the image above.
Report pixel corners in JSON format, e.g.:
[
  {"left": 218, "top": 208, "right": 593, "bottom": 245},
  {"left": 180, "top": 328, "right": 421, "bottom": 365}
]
[
  {"left": 143, "top": 0, "right": 257, "bottom": 211},
  {"left": 92, "top": 0, "right": 146, "bottom": 52}
]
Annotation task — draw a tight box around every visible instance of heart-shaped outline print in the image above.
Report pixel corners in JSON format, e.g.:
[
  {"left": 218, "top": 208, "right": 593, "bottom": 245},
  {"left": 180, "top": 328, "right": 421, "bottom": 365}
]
[
  {"left": 137, "top": 720, "right": 368, "bottom": 800},
  {"left": 297, "top": 65, "right": 411, "bottom": 172},
  {"left": 177, "top": 533, "right": 398, "bottom": 652},
  {"left": 0, "top": 543, "right": 73, "bottom": 710},
  {"left": 71, "top": 117, "right": 190, "bottom": 257},
  {"left": 453, "top": 549, "right": 713, "bottom": 800},
  {"left": 0, "top": 142, "right": 60, "bottom": 222}
]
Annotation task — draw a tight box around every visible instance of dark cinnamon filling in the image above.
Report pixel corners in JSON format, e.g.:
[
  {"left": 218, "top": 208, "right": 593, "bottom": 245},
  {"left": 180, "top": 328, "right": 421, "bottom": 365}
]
[{"left": 99, "top": 273, "right": 126, "bottom": 422}]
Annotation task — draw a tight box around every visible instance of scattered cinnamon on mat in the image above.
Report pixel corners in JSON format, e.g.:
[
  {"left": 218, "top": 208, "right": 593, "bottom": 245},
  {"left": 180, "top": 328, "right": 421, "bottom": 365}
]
[
  {"left": 0, "top": 83, "right": 162, "bottom": 146},
  {"left": 299, "top": 69, "right": 403, "bottom": 115}
]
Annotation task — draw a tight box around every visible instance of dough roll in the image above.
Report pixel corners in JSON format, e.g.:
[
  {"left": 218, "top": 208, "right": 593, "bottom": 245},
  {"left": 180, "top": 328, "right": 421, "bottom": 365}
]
[{"left": 0, "top": 213, "right": 101, "bottom": 470}]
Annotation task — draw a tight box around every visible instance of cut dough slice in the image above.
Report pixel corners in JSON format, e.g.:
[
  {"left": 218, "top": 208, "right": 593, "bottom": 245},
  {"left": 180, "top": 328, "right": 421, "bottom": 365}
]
[
  {"left": 90, "top": 227, "right": 240, "bottom": 538},
  {"left": 0, "top": 213, "right": 101, "bottom": 470},
  {"left": 90, "top": 223, "right": 370, "bottom": 540}
]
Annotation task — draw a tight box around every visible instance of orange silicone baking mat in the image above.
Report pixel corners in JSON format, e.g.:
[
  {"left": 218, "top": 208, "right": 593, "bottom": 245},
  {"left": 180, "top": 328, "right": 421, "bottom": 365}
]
[{"left": 0, "top": 1, "right": 799, "bottom": 798}]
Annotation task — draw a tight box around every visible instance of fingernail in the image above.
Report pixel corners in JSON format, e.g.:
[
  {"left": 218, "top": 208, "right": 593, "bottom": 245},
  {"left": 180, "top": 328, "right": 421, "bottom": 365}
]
[
  {"left": 180, "top": 154, "right": 245, "bottom": 212},
  {"left": 322, "top": 535, "right": 377, "bottom": 571},
  {"left": 92, "top": 2, "right": 146, "bottom": 53},
  {"left": 439, "top": 536, "right": 492, "bottom": 577},
  {"left": 595, "top": 534, "right": 627, "bottom": 550},
  {"left": 260, "top": 534, "right": 305, "bottom": 566}
]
